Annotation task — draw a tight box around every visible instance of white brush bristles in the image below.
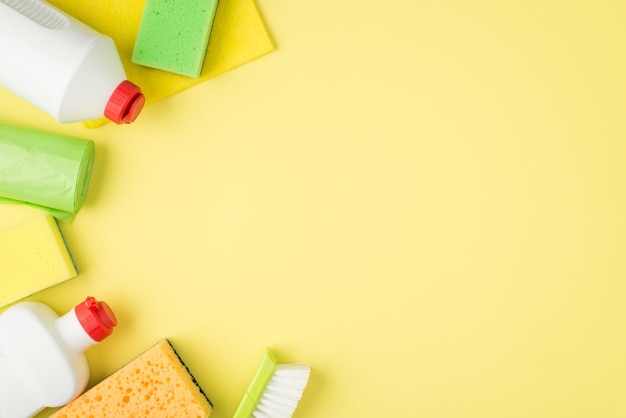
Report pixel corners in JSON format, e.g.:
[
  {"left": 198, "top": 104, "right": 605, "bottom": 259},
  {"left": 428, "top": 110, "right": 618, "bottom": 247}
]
[{"left": 252, "top": 364, "right": 311, "bottom": 418}]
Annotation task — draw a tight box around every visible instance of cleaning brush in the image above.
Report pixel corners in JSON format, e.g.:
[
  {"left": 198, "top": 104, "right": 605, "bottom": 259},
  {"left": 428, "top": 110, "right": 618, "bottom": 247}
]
[{"left": 233, "top": 348, "right": 311, "bottom": 418}]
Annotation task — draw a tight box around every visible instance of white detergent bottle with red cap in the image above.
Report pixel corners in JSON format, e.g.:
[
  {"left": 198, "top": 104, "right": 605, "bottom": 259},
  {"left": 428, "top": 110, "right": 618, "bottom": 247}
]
[
  {"left": 0, "top": 0, "right": 145, "bottom": 124},
  {"left": 0, "top": 296, "right": 117, "bottom": 418}
]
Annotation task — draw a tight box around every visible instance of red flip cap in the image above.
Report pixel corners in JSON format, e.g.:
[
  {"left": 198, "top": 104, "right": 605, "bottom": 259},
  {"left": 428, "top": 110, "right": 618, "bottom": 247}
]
[
  {"left": 104, "top": 80, "right": 145, "bottom": 124},
  {"left": 75, "top": 296, "right": 118, "bottom": 342}
]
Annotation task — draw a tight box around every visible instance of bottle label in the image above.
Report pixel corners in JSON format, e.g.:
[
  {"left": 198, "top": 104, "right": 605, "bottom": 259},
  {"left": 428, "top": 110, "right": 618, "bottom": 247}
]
[{"left": 0, "top": 0, "right": 69, "bottom": 30}]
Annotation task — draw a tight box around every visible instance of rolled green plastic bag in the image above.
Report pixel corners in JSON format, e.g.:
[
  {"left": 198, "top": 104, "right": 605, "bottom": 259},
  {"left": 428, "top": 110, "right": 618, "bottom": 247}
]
[{"left": 0, "top": 122, "right": 95, "bottom": 222}]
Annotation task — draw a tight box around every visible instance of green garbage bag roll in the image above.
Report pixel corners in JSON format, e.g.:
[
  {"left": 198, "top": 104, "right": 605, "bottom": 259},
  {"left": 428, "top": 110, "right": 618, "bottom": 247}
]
[{"left": 0, "top": 123, "right": 95, "bottom": 222}]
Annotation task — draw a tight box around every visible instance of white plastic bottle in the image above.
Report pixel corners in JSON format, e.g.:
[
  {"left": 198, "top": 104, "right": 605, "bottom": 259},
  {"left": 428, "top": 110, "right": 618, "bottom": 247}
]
[
  {"left": 0, "top": 296, "right": 118, "bottom": 418},
  {"left": 0, "top": 0, "right": 145, "bottom": 124}
]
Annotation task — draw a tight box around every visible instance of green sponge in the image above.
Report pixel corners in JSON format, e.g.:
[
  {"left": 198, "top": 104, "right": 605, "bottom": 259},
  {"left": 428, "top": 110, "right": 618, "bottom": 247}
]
[{"left": 132, "top": 0, "right": 219, "bottom": 78}]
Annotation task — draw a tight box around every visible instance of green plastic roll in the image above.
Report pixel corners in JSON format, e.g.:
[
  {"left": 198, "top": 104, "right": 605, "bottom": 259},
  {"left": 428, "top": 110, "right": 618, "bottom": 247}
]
[{"left": 0, "top": 123, "right": 95, "bottom": 222}]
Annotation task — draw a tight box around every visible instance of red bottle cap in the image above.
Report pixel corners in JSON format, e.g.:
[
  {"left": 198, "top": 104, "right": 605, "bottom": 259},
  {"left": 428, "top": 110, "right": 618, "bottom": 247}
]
[
  {"left": 104, "top": 80, "right": 146, "bottom": 124},
  {"left": 75, "top": 296, "right": 118, "bottom": 342}
]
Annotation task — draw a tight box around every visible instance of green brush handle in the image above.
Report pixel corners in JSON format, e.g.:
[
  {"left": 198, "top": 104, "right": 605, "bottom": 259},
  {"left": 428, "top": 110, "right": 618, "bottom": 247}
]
[{"left": 232, "top": 348, "right": 278, "bottom": 418}]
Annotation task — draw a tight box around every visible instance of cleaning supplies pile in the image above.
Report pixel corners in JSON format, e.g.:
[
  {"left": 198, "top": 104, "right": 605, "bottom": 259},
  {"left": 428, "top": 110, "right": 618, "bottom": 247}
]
[
  {"left": 0, "top": 0, "right": 145, "bottom": 125},
  {"left": 49, "top": 345, "right": 310, "bottom": 418},
  {"left": 1, "top": 0, "right": 275, "bottom": 127},
  {"left": 0, "top": 0, "right": 310, "bottom": 416},
  {"left": 0, "top": 0, "right": 224, "bottom": 124}
]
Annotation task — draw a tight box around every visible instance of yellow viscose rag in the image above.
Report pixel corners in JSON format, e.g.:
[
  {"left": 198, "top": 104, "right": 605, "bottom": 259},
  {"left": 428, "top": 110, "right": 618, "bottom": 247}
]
[{"left": 46, "top": 0, "right": 275, "bottom": 128}]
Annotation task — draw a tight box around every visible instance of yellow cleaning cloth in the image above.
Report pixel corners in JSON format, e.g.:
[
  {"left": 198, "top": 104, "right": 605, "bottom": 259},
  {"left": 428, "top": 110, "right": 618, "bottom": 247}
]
[{"left": 46, "top": 0, "right": 275, "bottom": 128}]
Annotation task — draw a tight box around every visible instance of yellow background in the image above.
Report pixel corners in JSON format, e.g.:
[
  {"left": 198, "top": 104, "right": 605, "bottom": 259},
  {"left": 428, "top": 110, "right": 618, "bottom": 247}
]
[{"left": 1, "top": 0, "right": 626, "bottom": 416}]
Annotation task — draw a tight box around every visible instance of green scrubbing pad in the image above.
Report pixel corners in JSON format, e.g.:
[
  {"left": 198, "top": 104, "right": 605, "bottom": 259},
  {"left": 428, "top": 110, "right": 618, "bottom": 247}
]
[{"left": 132, "top": 0, "right": 220, "bottom": 78}]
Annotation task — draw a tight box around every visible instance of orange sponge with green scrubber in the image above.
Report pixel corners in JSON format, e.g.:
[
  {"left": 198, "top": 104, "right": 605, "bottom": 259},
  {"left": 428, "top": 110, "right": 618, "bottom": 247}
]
[{"left": 50, "top": 339, "right": 213, "bottom": 417}]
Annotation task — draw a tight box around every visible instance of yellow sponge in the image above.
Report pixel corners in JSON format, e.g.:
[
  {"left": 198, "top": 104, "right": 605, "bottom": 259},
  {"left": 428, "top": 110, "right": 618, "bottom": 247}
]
[
  {"left": 0, "top": 215, "right": 77, "bottom": 308},
  {"left": 50, "top": 339, "right": 213, "bottom": 417}
]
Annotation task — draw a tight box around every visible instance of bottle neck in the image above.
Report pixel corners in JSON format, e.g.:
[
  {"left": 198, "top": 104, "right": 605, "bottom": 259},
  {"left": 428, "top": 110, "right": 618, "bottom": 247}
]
[{"left": 54, "top": 309, "right": 97, "bottom": 353}]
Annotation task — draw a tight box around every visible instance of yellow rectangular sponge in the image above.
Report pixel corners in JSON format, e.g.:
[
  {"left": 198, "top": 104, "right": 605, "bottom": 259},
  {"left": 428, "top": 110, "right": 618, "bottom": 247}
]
[
  {"left": 51, "top": 339, "right": 213, "bottom": 417},
  {"left": 0, "top": 215, "right": 77, "bottom": 308}
]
